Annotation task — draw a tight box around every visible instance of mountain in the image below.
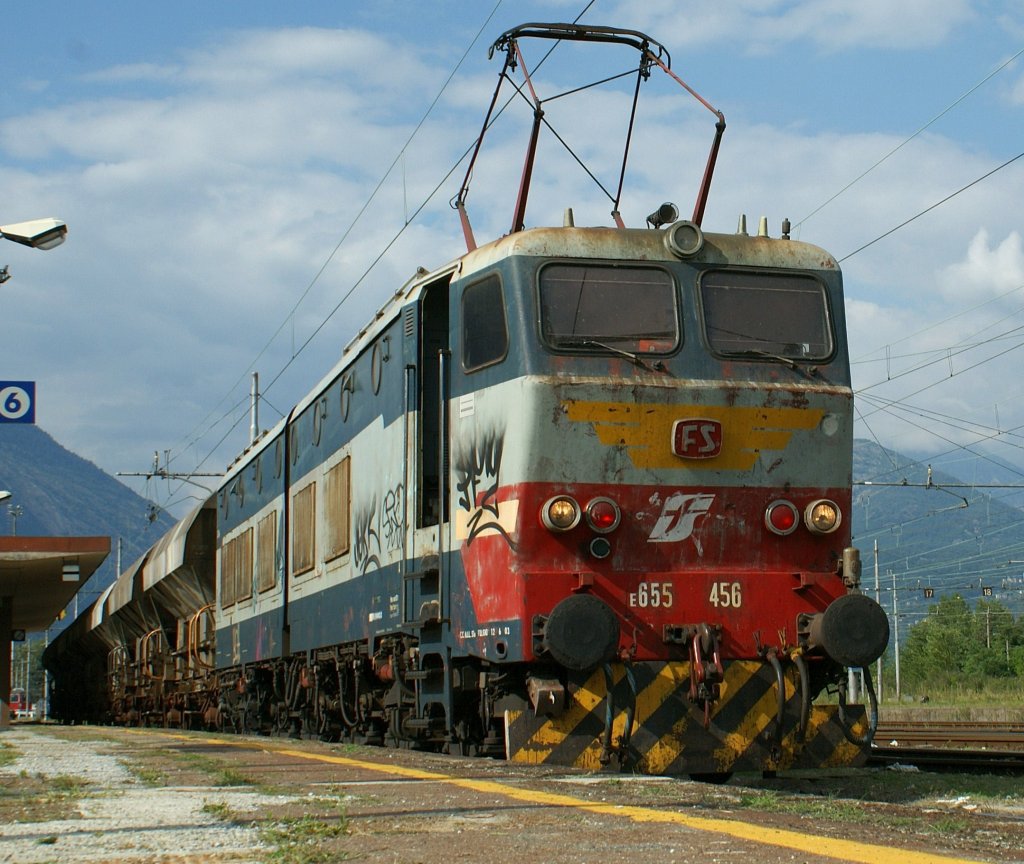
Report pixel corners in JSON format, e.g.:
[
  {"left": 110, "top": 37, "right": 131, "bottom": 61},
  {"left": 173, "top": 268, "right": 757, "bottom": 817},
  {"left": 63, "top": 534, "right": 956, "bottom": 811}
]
[
  {"left": 0, "top": 424, "right": 177, "bottom": 629},
  {"left": 853, "top": 439, "right": 1024, "bottom": 622}
]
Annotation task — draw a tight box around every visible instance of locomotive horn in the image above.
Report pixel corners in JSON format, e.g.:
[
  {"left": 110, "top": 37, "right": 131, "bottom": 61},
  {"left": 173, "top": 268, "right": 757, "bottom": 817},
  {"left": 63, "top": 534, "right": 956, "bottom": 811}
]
[
  {"left": 646, "top": 202, "right": 678, "bottom": 228},
  {"left": 542, "top": 594, "right": 620, "bottom": 671},
  {"left": 804, "top": 593, "right": 890, "bottom": 668}
]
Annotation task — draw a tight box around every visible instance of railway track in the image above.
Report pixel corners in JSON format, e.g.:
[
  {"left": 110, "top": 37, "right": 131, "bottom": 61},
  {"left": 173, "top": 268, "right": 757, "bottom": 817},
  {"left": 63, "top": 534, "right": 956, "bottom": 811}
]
[{"left": 870, "top": 720, "right": 1024, "bottom": 773}]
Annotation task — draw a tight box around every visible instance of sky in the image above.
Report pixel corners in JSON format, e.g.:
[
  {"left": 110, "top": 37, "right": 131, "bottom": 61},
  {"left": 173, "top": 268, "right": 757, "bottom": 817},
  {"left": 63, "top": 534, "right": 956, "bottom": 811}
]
[{"left": 3, "top": 0, "right": 1024, "bottom": 523}]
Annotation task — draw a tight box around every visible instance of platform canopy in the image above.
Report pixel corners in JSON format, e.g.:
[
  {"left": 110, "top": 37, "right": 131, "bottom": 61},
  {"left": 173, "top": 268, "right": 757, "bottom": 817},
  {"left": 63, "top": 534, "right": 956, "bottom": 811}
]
[{"left": 0, "top": 536, "right": 110, "bottom": 632}]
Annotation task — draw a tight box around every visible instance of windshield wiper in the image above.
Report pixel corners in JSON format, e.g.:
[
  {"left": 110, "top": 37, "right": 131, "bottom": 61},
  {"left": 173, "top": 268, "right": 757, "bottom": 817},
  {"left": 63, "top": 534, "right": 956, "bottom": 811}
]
[
  {"left": 730, "top": 348, "right": 818, "bottom": 378},
  {"left": 582, "top": 339, "right": 666, "bottom": 372}
]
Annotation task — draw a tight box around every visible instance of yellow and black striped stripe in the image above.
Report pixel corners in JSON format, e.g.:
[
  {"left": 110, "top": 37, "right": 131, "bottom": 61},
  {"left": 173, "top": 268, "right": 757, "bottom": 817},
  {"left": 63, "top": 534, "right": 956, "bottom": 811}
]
[{"left": 506, "top": 660, "right": 867, "bottom": 775}]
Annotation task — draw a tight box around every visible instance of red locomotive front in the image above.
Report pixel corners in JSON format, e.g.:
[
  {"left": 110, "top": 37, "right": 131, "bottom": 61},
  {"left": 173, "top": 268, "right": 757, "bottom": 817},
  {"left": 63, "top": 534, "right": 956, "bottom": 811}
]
[{"left": 449, "top": 226, "right": 888, "bottom": 776}]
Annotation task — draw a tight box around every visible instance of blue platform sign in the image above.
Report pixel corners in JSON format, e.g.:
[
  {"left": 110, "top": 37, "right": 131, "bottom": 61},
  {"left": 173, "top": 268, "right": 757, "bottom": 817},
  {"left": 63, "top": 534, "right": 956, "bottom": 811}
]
[{"left": 0, "top": 381, "right": 36, "bottom": 424}]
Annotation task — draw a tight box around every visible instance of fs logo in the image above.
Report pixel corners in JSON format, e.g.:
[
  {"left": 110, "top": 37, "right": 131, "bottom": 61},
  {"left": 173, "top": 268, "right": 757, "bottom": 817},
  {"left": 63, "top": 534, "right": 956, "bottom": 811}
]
[
  {"left": 672, "top": 419, "right": 722, "bottom": 459},
  {"left": 649, "top": 492, "right": 715, "bottom": 545}
]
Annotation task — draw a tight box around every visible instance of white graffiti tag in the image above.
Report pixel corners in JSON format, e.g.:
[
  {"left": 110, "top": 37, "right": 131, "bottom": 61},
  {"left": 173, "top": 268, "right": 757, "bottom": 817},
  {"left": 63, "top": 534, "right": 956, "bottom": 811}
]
[{"left": 648, "top": 493, "right": 715, "bottom": 551}]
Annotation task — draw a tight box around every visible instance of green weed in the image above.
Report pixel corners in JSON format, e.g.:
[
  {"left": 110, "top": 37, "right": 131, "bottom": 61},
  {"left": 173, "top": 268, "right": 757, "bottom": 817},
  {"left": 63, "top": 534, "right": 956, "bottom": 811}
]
[
  {"left": 120, "top": 759, "right": 165, "bottom": 786},
  {"left": 49, "top": 775, "right": 89, "bottom": 796},
  {"left": 260, "top": 808, "right": 351, "bottom": 864},
  {"left": 740, "top": 788, "right": 882, "bottom": 825},
  {"left": 201, "top": 800, "right": 236, "bottom": 820},
  {"left": 174, "top": 751, "right": 254, "bottom": 787},
  {"left": 0, "top": 742, "right": 18, "bottom": 769},
  {"left": 926, "top": 816, "right": 971, "bottom": 834}
]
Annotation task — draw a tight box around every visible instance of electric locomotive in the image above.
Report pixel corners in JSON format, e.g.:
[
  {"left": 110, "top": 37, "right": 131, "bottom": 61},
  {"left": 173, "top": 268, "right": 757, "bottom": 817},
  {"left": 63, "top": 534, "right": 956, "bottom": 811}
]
[{"left": 45, "top": 24, "right": 888, "bottom": 778}]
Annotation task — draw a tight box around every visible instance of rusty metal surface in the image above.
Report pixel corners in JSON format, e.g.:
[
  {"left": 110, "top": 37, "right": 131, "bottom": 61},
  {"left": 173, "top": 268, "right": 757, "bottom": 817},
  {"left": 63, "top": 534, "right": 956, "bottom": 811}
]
[{"left": 460, "top": 226, "right": 838, "bottom": 278}]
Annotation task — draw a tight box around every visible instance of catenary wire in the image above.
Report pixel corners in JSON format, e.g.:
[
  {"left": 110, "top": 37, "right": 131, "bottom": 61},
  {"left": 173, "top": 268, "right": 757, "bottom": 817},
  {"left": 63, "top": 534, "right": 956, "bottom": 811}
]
[
  {"left": 159, "top": 1, "right": 600, "bottom": 502},
  {"left": 163, "top": 1, "right": 507, "bottom": 480},
  {"left": 794, "top": 46, "right": 1024, "bottom": 232},
  {"left": 839, "top": 150, "right": 1024, "bottom": 262}
]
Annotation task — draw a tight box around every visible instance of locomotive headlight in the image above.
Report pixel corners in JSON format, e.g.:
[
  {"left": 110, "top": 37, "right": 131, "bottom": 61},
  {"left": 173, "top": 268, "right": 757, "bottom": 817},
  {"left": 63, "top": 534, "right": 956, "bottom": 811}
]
[
  {"left": 585, "top": 497, "right": 621, "bottom": 533},
  {"left": 542, "top": 495, "right": 581, "bottom": 532},
  {"left": 805, "top": 499, "right": 842, "bottom": 535},
  {"left": 765, "top": 500, "right": 799, "bottom": 536}
]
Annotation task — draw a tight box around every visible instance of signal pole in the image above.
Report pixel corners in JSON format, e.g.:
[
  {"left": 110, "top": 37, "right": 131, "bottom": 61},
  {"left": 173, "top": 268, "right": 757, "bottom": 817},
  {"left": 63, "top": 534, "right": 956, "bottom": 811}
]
[
  {"left": 875, "top": 540, "right": 883, "bottom": 702},
  {"left": 891, "top": 568, "right": 901, "bottom": 703}
]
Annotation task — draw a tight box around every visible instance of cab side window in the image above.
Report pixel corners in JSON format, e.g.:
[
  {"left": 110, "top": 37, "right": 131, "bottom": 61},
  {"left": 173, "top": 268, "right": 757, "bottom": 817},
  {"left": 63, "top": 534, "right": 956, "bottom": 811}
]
[{"left": 461, "top": 275, "right": 508, "bottom": 372}]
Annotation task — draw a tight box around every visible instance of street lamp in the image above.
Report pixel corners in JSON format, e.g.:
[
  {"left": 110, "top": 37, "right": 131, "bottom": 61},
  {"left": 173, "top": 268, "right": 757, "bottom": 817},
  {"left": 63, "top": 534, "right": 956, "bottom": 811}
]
[
  {"left": 0, "top": 218, "right": 67, "bottom": 250},
  {"left": 1, "top": 218, "right": 67, "bottom": 285}
]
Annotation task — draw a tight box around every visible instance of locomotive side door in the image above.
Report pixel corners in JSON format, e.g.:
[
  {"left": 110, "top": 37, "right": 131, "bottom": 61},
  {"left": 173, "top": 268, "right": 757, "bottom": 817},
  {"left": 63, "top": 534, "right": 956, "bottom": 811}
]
[
  {"left": 402, "top": 273, "right": 453, "bottom": 625},
  {"left": 400, "top": 271, "right": 457, "bottom": 735}
]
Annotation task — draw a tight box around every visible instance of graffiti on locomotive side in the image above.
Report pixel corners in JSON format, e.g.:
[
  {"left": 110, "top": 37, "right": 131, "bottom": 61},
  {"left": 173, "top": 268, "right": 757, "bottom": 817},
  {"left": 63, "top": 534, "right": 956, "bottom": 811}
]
[
  {"left": 454, "top": 430, "right": 518, "bottom": 547},
  {"left": 353, "top": 482, "right": 405, "bottom": 574},
  {"left": 648, "top": 492, "right": 715, "bottom": 553},
  {"left": 380, "top": 485, "right": 403, "bottom": 551},
  {"left": 455, "top": 429, "right": 503, "bottom": 513},
  {"left": 353, "top": 505, "right": 380, "bottom": 574}
]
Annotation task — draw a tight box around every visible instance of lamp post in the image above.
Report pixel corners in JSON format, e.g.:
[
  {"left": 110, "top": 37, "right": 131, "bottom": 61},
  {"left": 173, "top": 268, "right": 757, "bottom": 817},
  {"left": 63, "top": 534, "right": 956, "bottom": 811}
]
[
  {"left": 1, "top": 218, "right": 68, "bottom": 283},
  {"left": 1, "top": 493, "right": 17, "bottom": 534},
  {"left": 8, "top": 504, "right": 23, "bottom": 536}
]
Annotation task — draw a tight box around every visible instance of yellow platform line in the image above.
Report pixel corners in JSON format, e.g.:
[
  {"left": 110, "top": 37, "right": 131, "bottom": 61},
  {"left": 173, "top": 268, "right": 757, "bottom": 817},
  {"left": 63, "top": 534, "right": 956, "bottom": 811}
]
[{"left": 135, "top": 730, "right": 986, "bottom": 864}]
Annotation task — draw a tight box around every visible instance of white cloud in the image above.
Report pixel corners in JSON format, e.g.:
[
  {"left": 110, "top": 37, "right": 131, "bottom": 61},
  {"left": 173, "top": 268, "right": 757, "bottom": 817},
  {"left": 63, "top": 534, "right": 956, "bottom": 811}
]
[
  {"left": 849, "top": 231, "right": 1024, "bottom": 458},
  {"left": 1, "top": 26, "right": 461, "bottom": 484},
  {"left": 938, "top": 229, "right": 1024, "bottom": 300},
  {"left": 604, "top": 0, "right": 976, "bottom": 52}
]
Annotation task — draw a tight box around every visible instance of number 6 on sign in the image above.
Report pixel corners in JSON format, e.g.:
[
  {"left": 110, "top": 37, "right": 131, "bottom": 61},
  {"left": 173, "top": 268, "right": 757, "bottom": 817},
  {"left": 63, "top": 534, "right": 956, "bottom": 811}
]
[{"left": 0, "top": 381, "right": 36, "bottom": 424}]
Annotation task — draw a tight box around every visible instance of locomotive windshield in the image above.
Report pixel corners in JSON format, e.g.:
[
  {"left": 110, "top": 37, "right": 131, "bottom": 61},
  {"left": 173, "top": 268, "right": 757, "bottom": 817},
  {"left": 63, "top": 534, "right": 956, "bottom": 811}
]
[
  {"left": 700, "top": 271, "right": 833, "bottom": 361},
  {"left": 539, "top": 263, "right": 678, "bottom": 354}
]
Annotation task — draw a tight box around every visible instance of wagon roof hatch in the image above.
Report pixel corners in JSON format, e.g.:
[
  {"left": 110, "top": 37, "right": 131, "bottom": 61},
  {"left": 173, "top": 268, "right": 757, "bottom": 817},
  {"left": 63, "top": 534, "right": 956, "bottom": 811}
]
[{"left": 453, "top": 22, "right": 726, "bottom": 252}]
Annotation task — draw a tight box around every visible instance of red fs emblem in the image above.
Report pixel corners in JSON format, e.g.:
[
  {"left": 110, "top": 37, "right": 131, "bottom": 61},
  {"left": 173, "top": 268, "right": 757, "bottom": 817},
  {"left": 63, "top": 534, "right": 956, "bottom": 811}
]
[{"left": 672, "top": 419, "right": 722, "bottom": 459}]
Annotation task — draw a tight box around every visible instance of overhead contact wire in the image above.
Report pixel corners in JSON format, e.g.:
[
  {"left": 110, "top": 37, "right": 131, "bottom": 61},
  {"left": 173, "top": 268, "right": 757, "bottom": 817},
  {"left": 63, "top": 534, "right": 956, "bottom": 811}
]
[
  {"left": 159, "top": 2, "right": 508, "bottom": 494},
  {"left": 796, "top": 46, "right": 1024, "bottom": 231},
  {"left": 840, "top": 150, "right": 1024, "bottom": 262},
  {"left": 160, "top": 0, "right": 606, "bottom": 509}
]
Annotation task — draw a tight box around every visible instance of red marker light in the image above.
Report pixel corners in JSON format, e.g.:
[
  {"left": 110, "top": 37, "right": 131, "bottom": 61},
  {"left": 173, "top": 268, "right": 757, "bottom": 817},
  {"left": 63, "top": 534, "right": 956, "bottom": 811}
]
[
  {"left": 586, "top": 497, "right": 621, "bottom": 533},
  {"left": 765, "top": 500, "right": 799, "bottom": 536}
]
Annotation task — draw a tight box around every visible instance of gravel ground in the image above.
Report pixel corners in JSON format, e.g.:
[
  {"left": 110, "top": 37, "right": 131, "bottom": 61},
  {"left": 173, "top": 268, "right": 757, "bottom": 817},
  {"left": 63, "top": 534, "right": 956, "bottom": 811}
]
[
  {"left": 3, "top": 724, "right": 1023, "bottom": 864},
  {"left": 0, "top": 727, "right": 295, "bottom": 863}
]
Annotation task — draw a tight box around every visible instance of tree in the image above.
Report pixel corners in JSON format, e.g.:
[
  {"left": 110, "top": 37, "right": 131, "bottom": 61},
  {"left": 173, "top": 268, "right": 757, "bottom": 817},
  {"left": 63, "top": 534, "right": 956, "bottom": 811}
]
[{"left": 901, "top": 593, "right": 1024, "bottom": 693}]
